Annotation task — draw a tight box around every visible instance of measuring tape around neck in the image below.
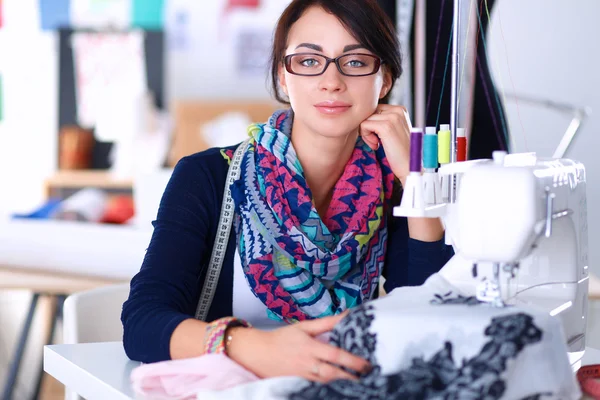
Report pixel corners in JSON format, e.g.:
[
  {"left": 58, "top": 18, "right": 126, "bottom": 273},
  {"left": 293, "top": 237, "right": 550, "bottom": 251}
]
[{"left": 195, "top": 139, "right": 250, "bottom": 321}]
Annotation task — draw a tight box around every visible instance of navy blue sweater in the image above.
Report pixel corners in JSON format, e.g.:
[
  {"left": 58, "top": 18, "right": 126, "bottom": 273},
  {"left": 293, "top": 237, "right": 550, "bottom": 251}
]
[{"left": 121, "top": 144, "right": 454, "bottom": 363}]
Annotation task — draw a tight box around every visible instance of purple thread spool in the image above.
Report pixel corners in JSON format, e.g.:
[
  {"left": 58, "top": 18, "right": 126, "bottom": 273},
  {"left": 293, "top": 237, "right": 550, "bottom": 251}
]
[{"left": 410, "top": 129, "right": 423, "bottom": 173}]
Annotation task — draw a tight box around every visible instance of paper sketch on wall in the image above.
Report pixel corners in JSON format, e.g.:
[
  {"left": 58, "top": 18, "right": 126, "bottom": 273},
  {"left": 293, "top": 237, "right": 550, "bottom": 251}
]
[
  {"left": 167, "top": 8, "right": 189, "bottom": 51},
  {"left": 234, "top": 28, "right": 273, "bottom": 76},
  {"left": 223, "top": 0, "right": 281, "bottom": 77},
  {"left": 221, "top": 0, "right": 260, "bottom": 35},
  {"left": 71, "top": 31, "right": 147, "bottom": 131}
]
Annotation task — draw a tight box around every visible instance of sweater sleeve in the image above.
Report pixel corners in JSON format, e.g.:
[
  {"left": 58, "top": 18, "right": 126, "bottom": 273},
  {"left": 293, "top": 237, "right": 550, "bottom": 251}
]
[
  {"left": 121, "top": 155, "right": 218, "bottom": 363},
  {"left": 383, "top": 216, "right": 454, "bottom": 293}
]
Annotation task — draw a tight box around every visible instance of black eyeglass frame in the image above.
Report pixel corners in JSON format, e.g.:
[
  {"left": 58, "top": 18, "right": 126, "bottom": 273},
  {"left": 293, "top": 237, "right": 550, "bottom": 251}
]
[{"left": 283, "top": 52, "right": 383, "bottom": 77}]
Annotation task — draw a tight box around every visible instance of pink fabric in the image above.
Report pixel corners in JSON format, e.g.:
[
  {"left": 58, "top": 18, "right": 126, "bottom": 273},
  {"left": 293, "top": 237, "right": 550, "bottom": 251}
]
[
  {"left": 131, "top": 333, "right": 331, "bottom": 399},
  {"left": 131, "top": 354, "right": 259, "bottom": 399}
]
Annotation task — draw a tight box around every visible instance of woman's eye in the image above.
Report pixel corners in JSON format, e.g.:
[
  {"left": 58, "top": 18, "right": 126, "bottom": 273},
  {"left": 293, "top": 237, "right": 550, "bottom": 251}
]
[
  {"left": 300, "top": 58, "right": 319, "bottom": 67},
  {"left": 346, "top": 60, "right": 366, "bottom": 68}
]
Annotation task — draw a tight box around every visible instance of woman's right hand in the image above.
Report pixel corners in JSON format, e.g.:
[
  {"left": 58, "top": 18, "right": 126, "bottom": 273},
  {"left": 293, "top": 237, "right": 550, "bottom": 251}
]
[{"left": 226, "top": 314, "right": 372, "bottom": 383}]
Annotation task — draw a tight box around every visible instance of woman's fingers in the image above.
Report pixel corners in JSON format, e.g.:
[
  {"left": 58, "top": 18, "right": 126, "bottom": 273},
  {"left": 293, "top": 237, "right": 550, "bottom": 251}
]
[
  {"left": 360, "top": 111, "right": 412, "bottom": 179},
  {"left": 359, "top": 119, "right": 394, "bottom": 148},
  {"left": 359, "top": 105, "right": 412, "bottom": 152},
  {"left": 297, "top": 315, "right": 372, "bottom": 379},
  {"left": 359, "top": 125, "right": 380, "bottom": 150},
  {"left": 313, "top": 342, "right": 371, "bottom": 375},
  {"left": 308, "top": 361, "right": 360, "bottom": 383},
  {"left": 238, "top": 313, "right": 373, "bottom": 383},
  {"left": 376, "top": 104, "right": 411, "bottom": 126},
  {"left": 373, "top": 106, "right": 413, "bottom": 131},
  {"left": 367, "top": 112, "right": 410, "bottom": 132}
]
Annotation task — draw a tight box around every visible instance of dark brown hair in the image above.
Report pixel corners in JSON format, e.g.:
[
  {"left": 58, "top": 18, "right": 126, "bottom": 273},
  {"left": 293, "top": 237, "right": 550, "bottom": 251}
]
[{"left": 269, "top": 0, "right": 402, "bottom": 104}]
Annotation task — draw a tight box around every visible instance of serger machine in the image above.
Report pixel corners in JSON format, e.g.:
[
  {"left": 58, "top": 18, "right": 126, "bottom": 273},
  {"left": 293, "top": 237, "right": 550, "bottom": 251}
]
[{"left": 395, "top": 137, "right": 589, "bottom": 366}]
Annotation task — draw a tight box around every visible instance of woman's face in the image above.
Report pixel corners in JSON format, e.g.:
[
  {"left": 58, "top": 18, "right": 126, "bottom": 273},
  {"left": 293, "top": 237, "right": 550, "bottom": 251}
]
[{"left": 279, "top": 6, "right": 391, "bottom": 139}]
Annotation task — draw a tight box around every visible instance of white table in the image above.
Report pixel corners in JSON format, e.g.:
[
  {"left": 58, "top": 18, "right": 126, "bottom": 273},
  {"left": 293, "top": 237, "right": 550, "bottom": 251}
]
[
  {"left": 44, "top": 342, "right": 600, "bottom": 400},
  {"left": 44, "top": 342, "right": 141, "bottom": 400}
]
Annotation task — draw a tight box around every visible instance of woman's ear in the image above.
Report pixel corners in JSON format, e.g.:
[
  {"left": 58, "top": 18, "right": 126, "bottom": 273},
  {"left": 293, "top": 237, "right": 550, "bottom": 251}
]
[
  {"left": 278, "top": 64, "right": 289, "bottom": 97},
  {"left": 379, "top": 68, "right": 393, "bottom": 99}
]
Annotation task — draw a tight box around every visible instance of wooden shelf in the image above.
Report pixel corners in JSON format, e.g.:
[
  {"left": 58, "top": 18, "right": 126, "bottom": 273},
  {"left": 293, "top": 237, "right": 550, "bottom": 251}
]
[
  {"left": 45, "top": 170, "right": 133, "bottom": 198},
  {"left": 46, "top": 170, "right": 133, "bottom": 189}
]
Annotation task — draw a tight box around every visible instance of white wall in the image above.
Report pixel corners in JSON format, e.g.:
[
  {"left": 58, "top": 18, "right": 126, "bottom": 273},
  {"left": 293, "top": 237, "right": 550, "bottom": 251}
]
[
  {"left": 487, "top": 0, "right": 600, "bottom": 276},
  {"left": 0, "top": 0, "right": 57, "bottom": 216}
]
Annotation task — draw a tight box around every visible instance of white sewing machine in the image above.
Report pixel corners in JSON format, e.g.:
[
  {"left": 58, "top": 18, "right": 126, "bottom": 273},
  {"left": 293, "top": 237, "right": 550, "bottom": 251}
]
[
  {"left": 394, "top": 0, "right": 591, "bottom": 370},
  {"left": 429, "top": 151, "right": 590, "bottom": 366}
]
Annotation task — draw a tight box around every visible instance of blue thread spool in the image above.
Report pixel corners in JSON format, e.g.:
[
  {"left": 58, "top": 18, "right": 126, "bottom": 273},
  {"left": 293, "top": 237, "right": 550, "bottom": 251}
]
[{"left": 423, "top": 127, "right": 438, "bottom": 169}]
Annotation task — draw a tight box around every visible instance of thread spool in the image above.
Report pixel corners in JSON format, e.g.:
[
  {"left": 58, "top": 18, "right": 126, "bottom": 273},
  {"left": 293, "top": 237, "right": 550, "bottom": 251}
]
[
  {"left": 423, "top": 126, "right": 438, "bottom": 169},
  {"left": 438, "top": 124, "right": 451, "bottom": 164},
  {"left": 410, "top": 129, "right": 423, "bottom": 173},
  {"left": 457, "top": 128, "right": 467, "bottom": 162}
]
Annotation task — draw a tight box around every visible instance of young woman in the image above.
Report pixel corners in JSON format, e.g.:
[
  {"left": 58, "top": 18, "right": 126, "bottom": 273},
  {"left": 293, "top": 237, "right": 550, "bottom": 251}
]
[{"left": 122, "top": 0, "right": 453, "bottom": 384}]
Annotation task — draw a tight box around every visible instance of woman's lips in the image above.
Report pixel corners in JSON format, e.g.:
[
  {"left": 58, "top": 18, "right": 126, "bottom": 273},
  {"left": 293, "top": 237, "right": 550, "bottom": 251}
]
[{"left": 314, "top": 102, "right": 352, "bottom": 115}]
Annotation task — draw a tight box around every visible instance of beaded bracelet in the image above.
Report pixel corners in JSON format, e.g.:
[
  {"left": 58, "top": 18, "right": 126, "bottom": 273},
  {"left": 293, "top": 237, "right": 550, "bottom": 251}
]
[{"left": 204, "top": 317, "right": 252, "bottom": 355}]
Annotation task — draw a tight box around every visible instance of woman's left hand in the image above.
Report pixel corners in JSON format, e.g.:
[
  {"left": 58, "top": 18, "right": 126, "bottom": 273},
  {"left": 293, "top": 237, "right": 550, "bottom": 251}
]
[{"left": 359, "top": 104, "right": 413, "bottom": 185}]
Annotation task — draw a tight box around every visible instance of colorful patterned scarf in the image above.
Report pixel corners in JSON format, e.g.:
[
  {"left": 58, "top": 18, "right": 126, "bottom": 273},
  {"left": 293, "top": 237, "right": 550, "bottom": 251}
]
[{"left": 229, "top": 109, "right": 394, "bottom": 323}]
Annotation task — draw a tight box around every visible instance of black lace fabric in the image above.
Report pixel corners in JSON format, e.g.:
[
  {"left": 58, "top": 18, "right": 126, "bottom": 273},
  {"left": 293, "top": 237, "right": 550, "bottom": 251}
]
[{"left": 289, "top": 304, "right": 551, "bottom": 400}]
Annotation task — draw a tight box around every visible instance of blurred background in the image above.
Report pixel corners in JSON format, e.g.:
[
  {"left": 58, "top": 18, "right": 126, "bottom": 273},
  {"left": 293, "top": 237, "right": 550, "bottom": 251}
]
[{"left": 0, "top": 0, "right": 598, "bottom": 399}]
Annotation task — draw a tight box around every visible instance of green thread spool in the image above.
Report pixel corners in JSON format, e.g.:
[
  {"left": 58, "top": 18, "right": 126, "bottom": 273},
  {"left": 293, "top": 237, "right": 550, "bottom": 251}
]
[{"left": 438, "top": 124, "right": 451, "bottom": 164}]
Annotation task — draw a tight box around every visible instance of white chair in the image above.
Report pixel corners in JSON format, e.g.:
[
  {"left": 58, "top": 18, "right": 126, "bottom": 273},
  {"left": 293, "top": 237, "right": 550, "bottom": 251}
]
[{"left": 62, "top": 283, "right": 130, "bottom": 400}]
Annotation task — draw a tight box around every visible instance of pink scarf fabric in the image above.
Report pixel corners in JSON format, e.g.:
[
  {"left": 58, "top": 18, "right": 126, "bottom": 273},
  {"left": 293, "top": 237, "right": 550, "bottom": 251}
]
[
  {"left": 130, "top": 354, "right": 259, "bottom": 399},
  {"left": 130, "top": 333, "right": 330, "bottom": 399}
]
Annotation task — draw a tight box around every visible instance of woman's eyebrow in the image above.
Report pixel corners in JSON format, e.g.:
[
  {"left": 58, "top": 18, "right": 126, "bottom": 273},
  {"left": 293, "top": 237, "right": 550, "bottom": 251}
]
[
  {"left": 295, "top": 43, "right": 323, "bottom": 51},
  {"left": 293, "top": 43, "right": 366, "bottom": 52},
  {"left": 342, "top": 44, "right": 366, "bottom": 52}
]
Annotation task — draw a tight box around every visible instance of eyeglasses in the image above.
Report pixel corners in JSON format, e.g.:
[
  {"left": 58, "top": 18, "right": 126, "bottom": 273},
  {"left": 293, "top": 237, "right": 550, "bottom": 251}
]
[{"left": 283, "top": 53, "right": 382, "bottom": 77}]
